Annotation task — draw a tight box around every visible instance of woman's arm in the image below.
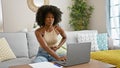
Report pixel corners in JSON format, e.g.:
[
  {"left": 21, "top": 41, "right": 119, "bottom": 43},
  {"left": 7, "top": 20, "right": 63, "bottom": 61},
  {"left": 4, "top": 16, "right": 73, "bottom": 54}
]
[{"left": 56, "top": 26, "right": 67, "bottom": 49}]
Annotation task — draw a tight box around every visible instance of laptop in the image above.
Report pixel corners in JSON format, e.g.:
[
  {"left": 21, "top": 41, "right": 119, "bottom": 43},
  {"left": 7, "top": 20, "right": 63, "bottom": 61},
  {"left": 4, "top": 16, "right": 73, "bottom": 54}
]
[{"left": 54, "top": 42, "right": 91, "bottom": 67}]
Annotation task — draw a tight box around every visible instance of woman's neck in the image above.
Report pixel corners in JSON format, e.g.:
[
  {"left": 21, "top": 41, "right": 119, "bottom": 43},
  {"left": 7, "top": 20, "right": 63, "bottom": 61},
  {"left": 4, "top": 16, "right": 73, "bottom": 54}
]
[{"left": 44, "top": 25, "right": 54, "bottom": 32}]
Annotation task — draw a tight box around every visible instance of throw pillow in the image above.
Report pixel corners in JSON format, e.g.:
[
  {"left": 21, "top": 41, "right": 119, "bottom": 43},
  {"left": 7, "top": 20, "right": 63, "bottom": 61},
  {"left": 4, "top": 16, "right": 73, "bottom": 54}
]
[
  {"left": 56, "top": 35, "right": 67, "bottom": 56},
  {"left": 77, "top": 30, "right": 99, "bottom": 51},
  {"left": 97, "top": 33, "right": 108, "bottom": 50},
  {"left": 0, "top": 38, "right": 16, "bottom": 62}
]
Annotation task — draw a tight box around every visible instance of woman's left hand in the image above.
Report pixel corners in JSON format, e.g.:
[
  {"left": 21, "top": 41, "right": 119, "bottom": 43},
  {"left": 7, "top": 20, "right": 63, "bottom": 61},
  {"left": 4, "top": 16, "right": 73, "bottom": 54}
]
[{"left": 51, "top": 46, "right": 60, "bottom": 51}]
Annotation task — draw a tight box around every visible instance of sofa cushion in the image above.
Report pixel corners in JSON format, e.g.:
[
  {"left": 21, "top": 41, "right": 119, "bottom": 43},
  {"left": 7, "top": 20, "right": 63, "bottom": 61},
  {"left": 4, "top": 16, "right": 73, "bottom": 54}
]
[
  {"left": 97, "top": 33, "right": 108, "bottom": 50},
  {"left": 26, "top": 32, "right": 39, "bottom": 58},
  {"left": 0, "top": 58, "right": 31, "bottom": 68},
  {"left": 0, "top": 38, "right": 16, "bottom": 61},
  {"left": 0, "top": 32, "right": 28, "bottom": 58},
  {"left": 77, "top": 30, "right": 99, "bottom": 51}
]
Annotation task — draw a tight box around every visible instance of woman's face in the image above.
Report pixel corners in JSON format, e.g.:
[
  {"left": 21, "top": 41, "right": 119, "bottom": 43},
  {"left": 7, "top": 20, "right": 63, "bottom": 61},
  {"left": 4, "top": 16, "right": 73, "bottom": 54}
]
[{"left": 45, "top": 13, "right": 54, "bottom": 26}]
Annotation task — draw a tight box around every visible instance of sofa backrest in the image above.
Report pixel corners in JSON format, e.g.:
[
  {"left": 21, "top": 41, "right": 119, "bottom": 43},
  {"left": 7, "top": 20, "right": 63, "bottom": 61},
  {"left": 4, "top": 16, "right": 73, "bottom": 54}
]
[
  {"left": 65, "top": 31, "right": 78, "bottom": 43},
  {"left": 0, "top": 30, "right": 100, "bottom": 59},
  {"left": 26, "top": 32, "right": 39, "bottom": 58},
  {"left": 0, "top": 32, "right": 28, "bottom": 58},
  {"left": 65, "top": 30, "right": 99, "bottom": 51}
]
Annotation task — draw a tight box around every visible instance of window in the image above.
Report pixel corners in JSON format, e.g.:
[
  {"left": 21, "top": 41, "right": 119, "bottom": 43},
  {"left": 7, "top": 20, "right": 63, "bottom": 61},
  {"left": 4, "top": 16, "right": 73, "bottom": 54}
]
[{"left": 108, "top": 0, "right": 120, "bottom": 46}]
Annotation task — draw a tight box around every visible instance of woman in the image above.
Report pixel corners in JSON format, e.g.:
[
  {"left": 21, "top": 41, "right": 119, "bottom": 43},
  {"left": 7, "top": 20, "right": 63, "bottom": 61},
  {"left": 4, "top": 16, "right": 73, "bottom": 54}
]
[{"left": 33, "top": 5, "right": 67, "bottom": 63}]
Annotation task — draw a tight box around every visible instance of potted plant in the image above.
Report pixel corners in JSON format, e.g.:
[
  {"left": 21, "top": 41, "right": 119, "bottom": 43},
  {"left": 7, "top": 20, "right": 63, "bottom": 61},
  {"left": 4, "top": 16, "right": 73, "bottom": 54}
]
[{"left": 69, "top": 0, "right": 94, "bottom": 30}]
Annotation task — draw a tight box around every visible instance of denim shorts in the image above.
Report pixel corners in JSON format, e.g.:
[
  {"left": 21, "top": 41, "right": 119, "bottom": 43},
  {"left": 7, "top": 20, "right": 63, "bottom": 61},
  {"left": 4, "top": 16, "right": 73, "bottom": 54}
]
[{"left": 33, "top": 47, "right": 57, "bottom": 63}]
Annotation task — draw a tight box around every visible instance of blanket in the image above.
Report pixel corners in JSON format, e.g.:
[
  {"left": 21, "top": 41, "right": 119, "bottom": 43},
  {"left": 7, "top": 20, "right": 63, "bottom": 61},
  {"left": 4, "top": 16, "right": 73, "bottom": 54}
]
[{"left": 91, "top": 50, "right": 120, "bottom": 68}]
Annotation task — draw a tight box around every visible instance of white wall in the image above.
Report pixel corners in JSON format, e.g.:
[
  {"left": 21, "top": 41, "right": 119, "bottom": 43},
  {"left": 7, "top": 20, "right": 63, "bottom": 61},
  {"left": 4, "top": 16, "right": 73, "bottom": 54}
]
[
  {"left": 1, "top": 0, "right": 107, "bottom": 33},
  {"left": 49, "top": 0, "right": 107, "bottom": 33},
  {"left": 88, "top": 0, "right": 107, "bottom": 33},
  {"left": 0, "top": 0, "right": 3, "bottom": 32},
  {"left": 2, "top": 0, "right": 73, "bottom": 32},
  {"left": 2, "top": 0, "right": 35, "bottom": 32}
]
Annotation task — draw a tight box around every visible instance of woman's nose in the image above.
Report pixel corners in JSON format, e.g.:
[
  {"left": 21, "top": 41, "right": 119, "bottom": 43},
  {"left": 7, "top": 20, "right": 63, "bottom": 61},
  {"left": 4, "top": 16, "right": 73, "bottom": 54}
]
[{"left": 49, "top": 17, "right": 54, "bottom": 20}]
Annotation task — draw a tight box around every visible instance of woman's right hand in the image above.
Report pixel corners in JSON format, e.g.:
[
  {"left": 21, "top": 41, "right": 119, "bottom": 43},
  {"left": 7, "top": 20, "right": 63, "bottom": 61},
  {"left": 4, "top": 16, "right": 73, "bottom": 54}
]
[{"left": 57, "top": 56, "right": 66, "bottom": 61}]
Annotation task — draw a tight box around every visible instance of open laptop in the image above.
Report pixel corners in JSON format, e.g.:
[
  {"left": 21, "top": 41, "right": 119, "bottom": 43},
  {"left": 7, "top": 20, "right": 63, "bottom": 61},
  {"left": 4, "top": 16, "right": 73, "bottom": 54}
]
[{"left": 54, "top": 42, "right": 91, "bottom": 67}]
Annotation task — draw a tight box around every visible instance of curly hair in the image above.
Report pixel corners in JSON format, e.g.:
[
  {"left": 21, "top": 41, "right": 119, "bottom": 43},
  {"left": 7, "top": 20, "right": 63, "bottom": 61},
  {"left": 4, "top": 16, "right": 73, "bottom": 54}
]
[{"left": 36, "top": 5, "right": 63, "bottom": 27}]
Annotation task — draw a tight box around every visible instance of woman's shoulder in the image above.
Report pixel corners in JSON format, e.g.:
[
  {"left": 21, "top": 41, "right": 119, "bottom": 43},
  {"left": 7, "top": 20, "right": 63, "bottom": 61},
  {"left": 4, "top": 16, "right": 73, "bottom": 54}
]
[
  {"left": 35, "top": 27, "right": 45, "bottom": 37},
  {"left": 35, "top": 27, "right": 44, "bottom": 33},
  {"left": 54, "top": 25, "right": 65, "bottom": 34},
  {"left": 54, "top": 25, "right": 63, "bottom": 31}
]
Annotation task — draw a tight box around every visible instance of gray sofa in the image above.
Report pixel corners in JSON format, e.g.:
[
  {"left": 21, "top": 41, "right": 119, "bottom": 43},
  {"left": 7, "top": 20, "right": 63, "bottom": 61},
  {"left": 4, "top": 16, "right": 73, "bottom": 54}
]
[
  {"left": 0, "top": 30, "right": 107, "bottom": 68},
  {"left": 0, "top": 32, "right": 40, "bottom": 68}
]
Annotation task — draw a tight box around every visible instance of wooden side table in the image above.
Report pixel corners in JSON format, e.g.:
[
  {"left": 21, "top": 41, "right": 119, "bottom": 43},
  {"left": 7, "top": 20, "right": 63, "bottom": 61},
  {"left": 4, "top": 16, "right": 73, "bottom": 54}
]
[{"left": 9, "top": 59, "right": 116, "bottom": 68}]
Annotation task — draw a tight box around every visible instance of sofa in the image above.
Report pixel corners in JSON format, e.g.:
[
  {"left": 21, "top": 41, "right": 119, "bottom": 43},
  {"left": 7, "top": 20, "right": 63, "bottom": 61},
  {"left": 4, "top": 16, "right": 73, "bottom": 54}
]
[{"left": 0, "top": 30, "right": 103, "bottom": 68}]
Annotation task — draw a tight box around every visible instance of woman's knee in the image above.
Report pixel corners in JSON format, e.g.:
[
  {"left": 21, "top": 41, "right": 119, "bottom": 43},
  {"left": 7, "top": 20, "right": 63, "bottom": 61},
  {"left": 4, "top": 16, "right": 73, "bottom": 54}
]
[{"left": 33, "top": 56, "right": 48, "bottom": 63}]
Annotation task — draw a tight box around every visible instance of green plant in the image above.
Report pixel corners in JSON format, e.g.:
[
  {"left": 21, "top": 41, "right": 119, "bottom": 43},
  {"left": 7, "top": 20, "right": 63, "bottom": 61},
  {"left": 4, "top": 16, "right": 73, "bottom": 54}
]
[{"left": 69, "top": 0, "right": 94, "bottom": 30}]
